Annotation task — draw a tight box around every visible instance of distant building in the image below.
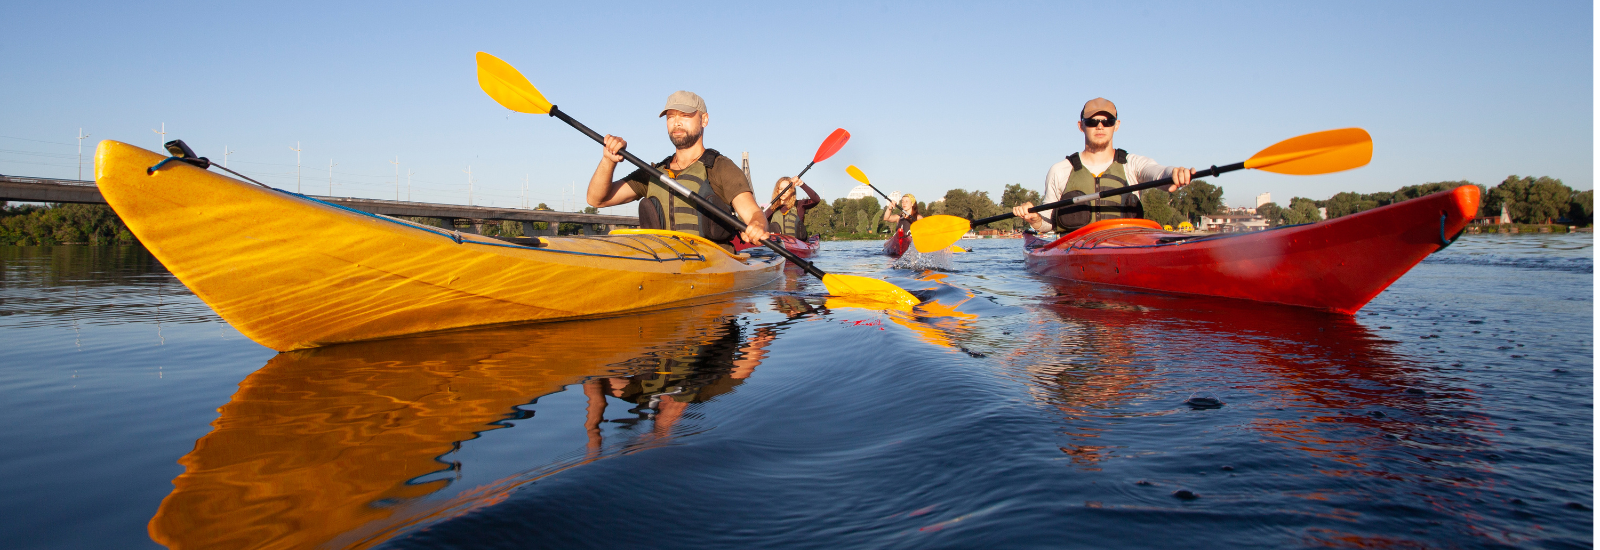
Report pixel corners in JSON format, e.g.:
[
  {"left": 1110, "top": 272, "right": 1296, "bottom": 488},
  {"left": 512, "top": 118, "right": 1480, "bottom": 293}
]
[
  {"left": 1199, "top": 213, "right": 1270, "bottom": 233},
  {"left": 1256, "top": 192, "right": 1272, "bottom": 208},
  {"left": 846, "top": 184, "right": 882, "bottom": 204},
  {"left": 1317, "top": 207, "right": 1327, "bottom": 220}
]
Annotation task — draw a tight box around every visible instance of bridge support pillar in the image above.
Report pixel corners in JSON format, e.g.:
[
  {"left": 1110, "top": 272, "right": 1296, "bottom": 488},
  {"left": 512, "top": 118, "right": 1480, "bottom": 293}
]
[{"left": 522, "top": 221, "right": 555, "bottom": 236}]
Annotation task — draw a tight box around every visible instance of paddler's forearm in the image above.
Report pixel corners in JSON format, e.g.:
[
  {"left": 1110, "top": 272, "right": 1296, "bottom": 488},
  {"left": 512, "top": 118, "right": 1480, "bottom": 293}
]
[{"left": 585, "top": 159, "right": 616, "bottom": 207}]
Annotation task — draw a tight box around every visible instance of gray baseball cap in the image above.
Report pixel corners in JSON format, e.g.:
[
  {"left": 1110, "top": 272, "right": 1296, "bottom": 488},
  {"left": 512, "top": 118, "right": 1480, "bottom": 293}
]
[{"left": 659, "top": 90, "right": 707, "bottom": 116}]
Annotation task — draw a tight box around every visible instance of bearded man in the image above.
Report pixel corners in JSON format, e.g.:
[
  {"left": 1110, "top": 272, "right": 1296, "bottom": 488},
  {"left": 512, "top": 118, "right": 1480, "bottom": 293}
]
[{"left": 586, "top": 90, "right": 769, "bottom": 251}]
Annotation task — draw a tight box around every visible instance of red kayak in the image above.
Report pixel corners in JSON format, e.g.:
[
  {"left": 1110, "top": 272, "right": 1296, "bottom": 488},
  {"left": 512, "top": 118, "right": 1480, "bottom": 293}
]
[
  {"left": 1024, "top": 185, "right": 1480, "bottom": 313},
  {"left": 883, "top": 227, "right": 911, "bottom": 257},
  {"left": 733, "top": 234, "right": 822, "bottom": 258}
]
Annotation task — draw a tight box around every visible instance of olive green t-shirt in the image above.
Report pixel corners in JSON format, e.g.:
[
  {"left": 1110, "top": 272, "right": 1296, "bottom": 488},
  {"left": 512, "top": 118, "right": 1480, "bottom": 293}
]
[{"left": 622, "top": 151, "right": 753, "bottom": 207}]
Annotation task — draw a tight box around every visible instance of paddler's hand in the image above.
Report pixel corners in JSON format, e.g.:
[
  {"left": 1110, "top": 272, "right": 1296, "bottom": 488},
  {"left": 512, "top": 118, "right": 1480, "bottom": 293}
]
[
  {"left": 740, "top": 219, "right": 770, "bottom": 244},
  {"left": 1013, "top": 202, "right": 1044, "bottom": 227},
  {"left": 601, "top": 135, "right": 626, "bottom": 165},
  {"left": 1166, "top": 167, "right": 1194, "bottom": 192}
]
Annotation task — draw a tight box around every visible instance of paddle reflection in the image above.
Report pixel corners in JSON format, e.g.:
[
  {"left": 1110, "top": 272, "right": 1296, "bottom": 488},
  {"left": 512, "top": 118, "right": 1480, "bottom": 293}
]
[{"left": 148, "top": 299, "right": 793, "bottom": 550}]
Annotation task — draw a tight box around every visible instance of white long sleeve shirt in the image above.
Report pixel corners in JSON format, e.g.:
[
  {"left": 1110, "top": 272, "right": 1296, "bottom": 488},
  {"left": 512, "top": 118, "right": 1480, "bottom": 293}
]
[{"left": 1036, "top": 152, "right": 1174, "bottom": 230}]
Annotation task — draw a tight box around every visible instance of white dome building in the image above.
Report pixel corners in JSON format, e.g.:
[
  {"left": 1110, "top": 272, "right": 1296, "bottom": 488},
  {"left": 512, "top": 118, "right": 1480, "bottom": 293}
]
[{"left": 845, "top": 184, "right": 880, "bottom": 203}]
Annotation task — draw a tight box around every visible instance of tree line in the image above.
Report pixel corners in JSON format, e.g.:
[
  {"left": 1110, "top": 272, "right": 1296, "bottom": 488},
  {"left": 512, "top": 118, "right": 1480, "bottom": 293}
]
[
  {"left": 0, "top": 203, "right": 136, "bottom": 245},
  {"left": 1256, "top": 176, "right": 1593, "bottom": 227}
]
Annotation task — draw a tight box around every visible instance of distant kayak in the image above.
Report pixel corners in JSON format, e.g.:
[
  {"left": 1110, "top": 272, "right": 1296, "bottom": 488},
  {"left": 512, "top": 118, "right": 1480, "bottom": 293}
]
[
  {"left": 883, "top": 227, "right": 911, "bottom": 257},
  {"left": 1024, "top": 185, "right": 1480, "bottom": 313},
  {"left": 733, "top": 234, "right": 821, "bottom": 258},
  {"left": 95, "top": 140, "right": 784, "bottom": 351}
]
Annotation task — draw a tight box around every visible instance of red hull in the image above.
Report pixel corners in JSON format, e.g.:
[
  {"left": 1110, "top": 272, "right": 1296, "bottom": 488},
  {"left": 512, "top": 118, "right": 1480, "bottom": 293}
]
[
  {"left": 732, "top": 234, "right": 822, "bottom": 258},
  {"left": 883, "top": 228, "right": 911, "bottom": 257},
  {"left": 1024, "top": 185, "right": 1481, "bottom": 313}
]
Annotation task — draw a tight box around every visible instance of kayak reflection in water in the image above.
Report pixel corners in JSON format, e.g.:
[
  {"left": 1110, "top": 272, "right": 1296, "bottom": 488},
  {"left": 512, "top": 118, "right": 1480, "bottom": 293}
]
[
  {"left": 1011, "top": 97, "right": 1195, "bottom": 235},
  {"left": 1016, "top": 280, "right": 1489, "bottom": 470},
  {"left": 146, "top": 300, "right": 794, "bottom": 550}
]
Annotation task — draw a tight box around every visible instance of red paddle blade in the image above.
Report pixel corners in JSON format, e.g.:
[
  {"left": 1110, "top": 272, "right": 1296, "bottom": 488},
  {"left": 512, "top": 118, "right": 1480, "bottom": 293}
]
[{"left": 811, "top": 128, "right": 851, "bottom": 163}]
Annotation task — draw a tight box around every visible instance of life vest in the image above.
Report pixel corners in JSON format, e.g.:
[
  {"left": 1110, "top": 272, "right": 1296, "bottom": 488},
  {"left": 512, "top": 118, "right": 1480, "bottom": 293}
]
[
  {"left": 1052, "top": 148, "right": 1143, "bottom": 233},
  {"left": 773, "top": 206, "right": 801, "bottom": 238},
  {"left": 639, "top": 149, "right": 737, "bottom": 243}
]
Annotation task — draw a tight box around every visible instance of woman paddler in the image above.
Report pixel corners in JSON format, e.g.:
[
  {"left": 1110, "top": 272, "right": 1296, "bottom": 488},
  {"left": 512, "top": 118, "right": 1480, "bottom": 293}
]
[
  {"left": 765, "top": 177, "right": 822, "bottom": 240},
  {"left": 882, "top": 193, "right": 922, "bottom": 236}
]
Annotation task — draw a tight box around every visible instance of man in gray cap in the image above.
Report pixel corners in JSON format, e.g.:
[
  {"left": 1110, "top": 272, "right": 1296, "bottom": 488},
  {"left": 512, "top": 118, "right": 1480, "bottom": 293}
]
[
  {"left": 586, "top": 90, "right": 768, "bottom": 250},
  {"left": 1011, "top": 97, "right": 1195, "bottom": 234}
]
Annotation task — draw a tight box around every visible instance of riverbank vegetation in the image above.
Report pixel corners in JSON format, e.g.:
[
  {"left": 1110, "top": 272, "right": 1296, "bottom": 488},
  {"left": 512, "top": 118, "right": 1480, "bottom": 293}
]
[{"left": 0, "top": 202, "right": 135, "bottom": 245}]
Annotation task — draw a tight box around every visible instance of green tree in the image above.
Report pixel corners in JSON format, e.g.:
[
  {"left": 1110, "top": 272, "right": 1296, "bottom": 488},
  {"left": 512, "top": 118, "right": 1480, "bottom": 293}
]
[
  {"left": 1255, "top": 202, "right": 1281, "bottom": 227},
  {"left": 1139, "top": 188, "right": 1182, "bottom": 227},
  {"left": 805, "top": 200, "right": 834, "bottom": 236},
  {"left": 1324, "top": 191, "right": 1379, "bottom": 219},
  {"left": 1171, "top": 180, "right": 1225, "bottom": 225},
  {"left": 1568, "top": 190, "right": 1593, "bottom": 226},
  {"left": 1485, "top": 175, "right": 1574, "bottom": 223},
  {"left": 999, "top": 184, "right": 1042, "bottom": 230},
  {"left": 1279, "top": 197, "right": 1323, "bottom": 225},
  {"left": 941, "top": 189, "right": 1002, "bottom": 222}
]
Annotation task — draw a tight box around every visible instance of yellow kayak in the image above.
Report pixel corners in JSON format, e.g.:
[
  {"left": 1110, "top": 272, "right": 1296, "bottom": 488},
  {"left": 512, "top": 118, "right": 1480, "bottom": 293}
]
[{"left": 95, "top": 140, "right": 784, "bottom": 351}]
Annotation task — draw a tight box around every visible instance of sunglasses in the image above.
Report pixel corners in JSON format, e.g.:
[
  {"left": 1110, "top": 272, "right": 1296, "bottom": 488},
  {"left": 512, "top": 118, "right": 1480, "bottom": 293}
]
[{"left": 1081, "top": 116, "right": 1117, "bottom": 127}]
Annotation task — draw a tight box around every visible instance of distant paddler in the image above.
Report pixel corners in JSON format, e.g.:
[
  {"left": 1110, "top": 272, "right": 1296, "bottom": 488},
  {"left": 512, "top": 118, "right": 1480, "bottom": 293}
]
[
  {"left": 882, "top": 193, "right": 923, "bottom": 236},
  {"left": 765, "top": 177, "right": 822, "bottom": 240},
  {"left": 1011, "top": 97, "right": 1196, "bottom": 234},
  {"left": 586, "top": 90, "right": 769, "bottom": 252}
]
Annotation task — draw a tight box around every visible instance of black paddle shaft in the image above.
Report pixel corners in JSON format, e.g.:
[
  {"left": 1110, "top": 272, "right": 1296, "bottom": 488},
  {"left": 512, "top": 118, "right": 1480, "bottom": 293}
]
[
  {"left": 967, "top": 162, "right": 1246, "bottom": 228},
  {"left": 548, "top": 106, "right": 829, "bottom": 280}
]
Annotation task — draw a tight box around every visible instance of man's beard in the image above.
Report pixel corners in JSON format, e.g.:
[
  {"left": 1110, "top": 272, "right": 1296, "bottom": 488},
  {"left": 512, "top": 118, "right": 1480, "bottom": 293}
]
[{"left": 670, "top": 127, "right": 703, "bottom": 149}]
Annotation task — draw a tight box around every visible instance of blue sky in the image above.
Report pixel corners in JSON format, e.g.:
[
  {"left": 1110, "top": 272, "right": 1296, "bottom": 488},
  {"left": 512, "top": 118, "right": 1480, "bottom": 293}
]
[{"left": 2, "top": 1, "right": 1591, "bottom": 212}]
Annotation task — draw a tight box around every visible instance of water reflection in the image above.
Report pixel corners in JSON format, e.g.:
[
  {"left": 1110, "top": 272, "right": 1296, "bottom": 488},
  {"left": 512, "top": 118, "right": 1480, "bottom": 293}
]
[
  {"left": 1024, "top": 279, "right": 1492, "bottom": 461},
  {"left": 148, "top": 299, "right": 797, "bottom": 550}
]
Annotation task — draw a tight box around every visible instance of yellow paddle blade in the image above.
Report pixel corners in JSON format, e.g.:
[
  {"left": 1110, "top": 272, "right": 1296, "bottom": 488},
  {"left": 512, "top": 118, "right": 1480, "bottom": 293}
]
[
  {"left": 846, "top": 165, "right": 870, "bottom": 185},
  {"left": 475, "top": 52, "right": 553, "bottom": 115},
  {"left": 1243, "top": 128, "right": 1372, "bottom": 175},
  {"left": 951, "top": 245, "right": 967, "bottom": 253},
  {"left": 822, "top": 273, "right": 921, "bottom": 308},
  {"left": 909, "top": 215, "right": 972, "bottom": 254}
]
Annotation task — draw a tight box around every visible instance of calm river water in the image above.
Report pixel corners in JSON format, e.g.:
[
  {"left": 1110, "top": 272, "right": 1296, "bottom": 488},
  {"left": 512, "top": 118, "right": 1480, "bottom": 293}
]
[{"left": 0, "top": 234, "right": 1591, "bottom": 549}]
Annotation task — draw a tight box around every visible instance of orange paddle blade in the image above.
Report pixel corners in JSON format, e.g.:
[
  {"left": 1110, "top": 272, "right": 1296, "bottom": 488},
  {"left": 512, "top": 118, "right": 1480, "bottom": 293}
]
[
  {"left": 822, "top": 274, "right": 921, "bottom": 308},
  {"left": 813, "top": 128, "right": 851, "bottom": 163},
  {"left": 1244, "top": 128, "right": 1372, "bottom": 175},
  {"left": 476, "top": 52, "right": 553, "bottom": 115},
  {"left": 909, "top": 215, "right": 972, "bottom": 254}
]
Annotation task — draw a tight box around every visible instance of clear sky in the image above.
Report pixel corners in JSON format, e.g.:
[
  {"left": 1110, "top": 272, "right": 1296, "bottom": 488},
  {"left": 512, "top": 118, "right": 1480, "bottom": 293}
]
[{"left": 2, "top": 1, "right": 1591, "bottom": 213}]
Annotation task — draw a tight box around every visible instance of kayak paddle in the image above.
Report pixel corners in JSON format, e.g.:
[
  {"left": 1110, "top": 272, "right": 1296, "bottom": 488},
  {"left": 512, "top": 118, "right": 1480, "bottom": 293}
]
[
  {"left": 908, "top": 128, "right": 1373, "bottom": 253},
  {"left": 475, "top": 51, "right": 919, "bottom": 307},
  {"left": 767, "top": 128, "right": 850, "bottom": 215},
  {"left": 844, "top": 165, "right": 911, "bottom": 217}
]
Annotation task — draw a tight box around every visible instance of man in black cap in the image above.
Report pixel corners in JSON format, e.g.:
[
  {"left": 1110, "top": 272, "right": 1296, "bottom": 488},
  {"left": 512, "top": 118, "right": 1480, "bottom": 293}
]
[
  {"left": 586, "top": 90, "right": 769, "bottom": 251},
  {"left": 1012, "top": 97, "right": 1195, "bottom": 234}
]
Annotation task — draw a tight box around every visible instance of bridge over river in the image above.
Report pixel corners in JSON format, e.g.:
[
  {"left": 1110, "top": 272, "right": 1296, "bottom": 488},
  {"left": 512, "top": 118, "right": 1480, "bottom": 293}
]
[{"left": 0, "top": 174, "right": 640, "bottom": 236}]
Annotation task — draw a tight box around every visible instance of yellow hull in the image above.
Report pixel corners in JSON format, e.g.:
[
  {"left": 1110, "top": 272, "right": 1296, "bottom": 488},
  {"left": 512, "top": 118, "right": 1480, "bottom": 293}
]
[{"left": 95, "top": 140, "right": 784, "bottom": 351}]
